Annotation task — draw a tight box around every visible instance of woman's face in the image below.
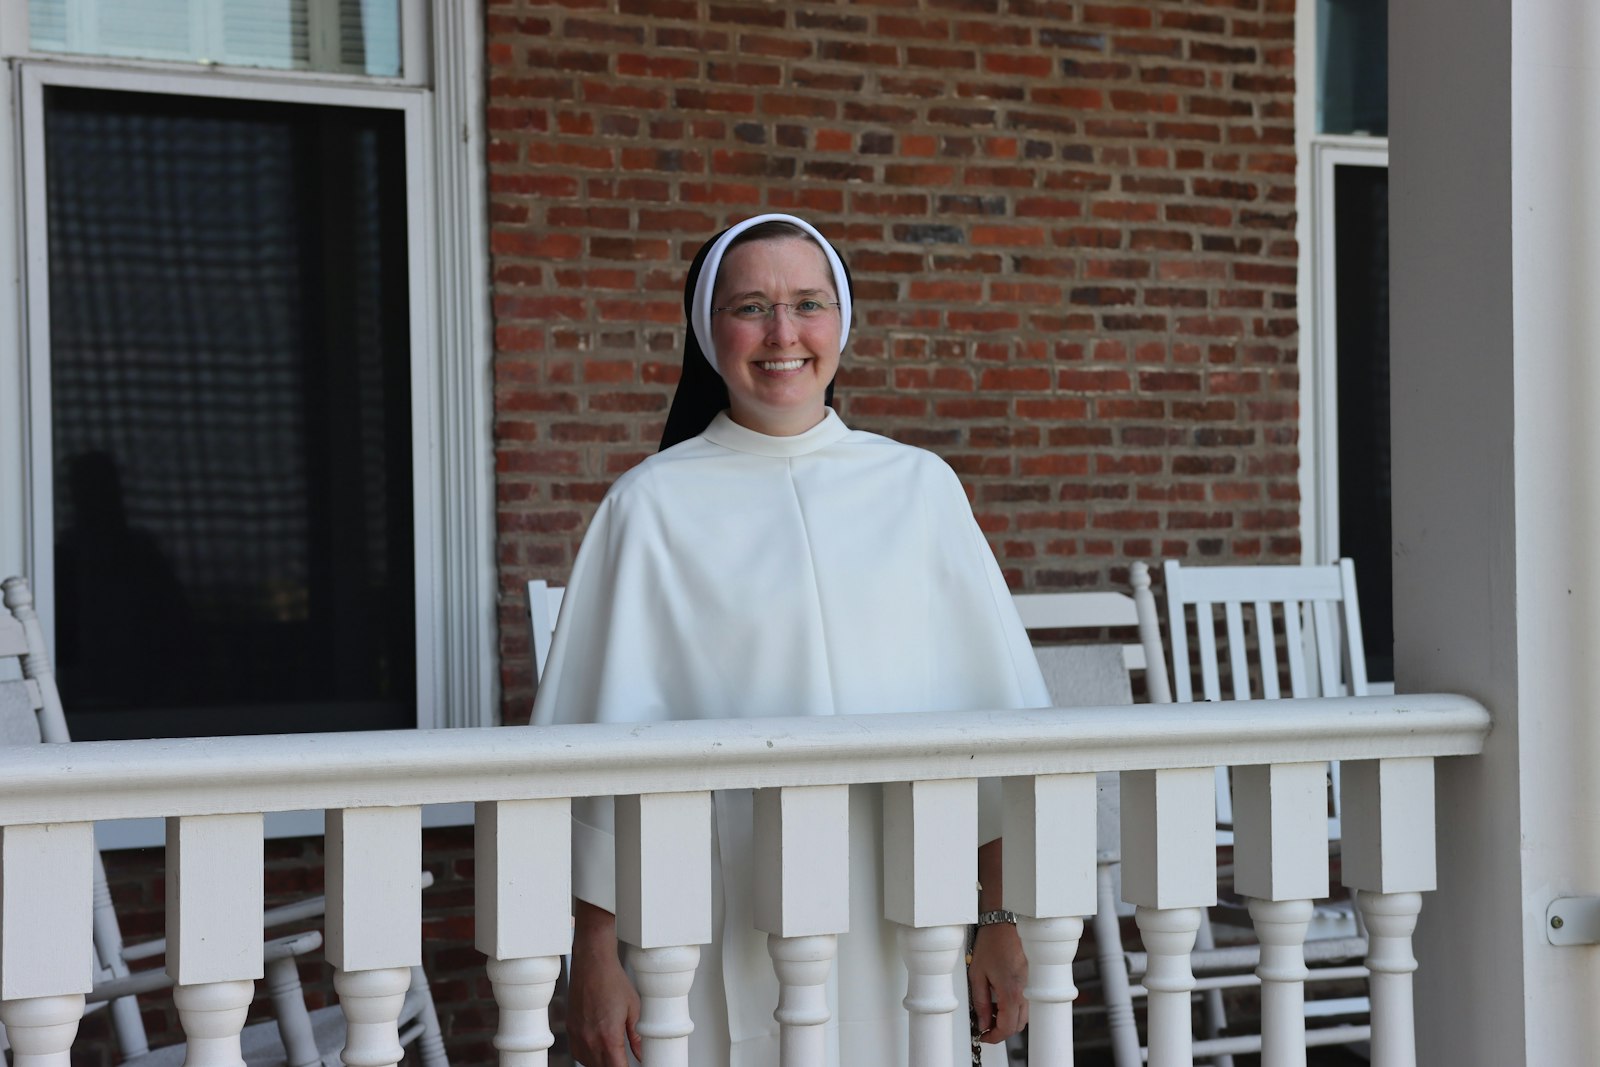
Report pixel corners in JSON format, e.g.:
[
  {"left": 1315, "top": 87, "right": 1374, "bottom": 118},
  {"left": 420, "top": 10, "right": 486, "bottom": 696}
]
[{"left": 710, "top": 237, "right": 841, "bottom": 437}]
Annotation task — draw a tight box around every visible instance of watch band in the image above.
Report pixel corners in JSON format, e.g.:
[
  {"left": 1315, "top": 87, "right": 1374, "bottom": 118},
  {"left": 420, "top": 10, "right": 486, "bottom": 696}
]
[{"left": 976, "top": 909, "right": 1017, "bottom": 926}]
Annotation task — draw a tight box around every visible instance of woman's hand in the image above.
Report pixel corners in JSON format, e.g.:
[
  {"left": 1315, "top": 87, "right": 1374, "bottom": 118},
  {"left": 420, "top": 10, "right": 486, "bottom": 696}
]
[
  {"left": 968, "top": 920, "right": 1030, "bottom": 1044},
  {"left": 567, "top": 900, "right": 642, "bottom": 1067},
  {"left": 970, "top": 838, "right": 1029, "bottom": 1045}
]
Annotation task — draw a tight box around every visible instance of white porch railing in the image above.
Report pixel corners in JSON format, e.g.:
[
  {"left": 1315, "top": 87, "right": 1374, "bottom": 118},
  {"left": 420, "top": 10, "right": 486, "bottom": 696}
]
[{"left": 0, "top": 696, "right": 1488, "bottom": 1067}]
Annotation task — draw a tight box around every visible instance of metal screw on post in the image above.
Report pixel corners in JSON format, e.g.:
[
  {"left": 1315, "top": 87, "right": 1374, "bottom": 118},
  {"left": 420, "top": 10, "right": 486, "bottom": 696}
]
[{"left": 1552, "top": 916, "right": 1565, "bottom": 930}]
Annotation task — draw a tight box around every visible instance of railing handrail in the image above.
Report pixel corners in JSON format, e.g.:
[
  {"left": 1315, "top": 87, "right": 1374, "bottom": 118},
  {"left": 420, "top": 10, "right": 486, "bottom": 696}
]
[{"left": 0, "top": 694, "right": 1488, "bottom": 825}]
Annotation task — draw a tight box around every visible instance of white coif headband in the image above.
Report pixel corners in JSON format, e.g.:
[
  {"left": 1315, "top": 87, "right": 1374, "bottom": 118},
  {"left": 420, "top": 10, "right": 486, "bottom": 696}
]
[{"left": 689, "top": 213, "right": 853, "bottom": 375}]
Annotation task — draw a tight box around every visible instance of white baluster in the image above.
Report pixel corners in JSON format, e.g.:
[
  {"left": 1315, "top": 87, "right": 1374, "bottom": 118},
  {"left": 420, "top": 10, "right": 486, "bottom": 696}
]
[
  {"left": 630, "top": 944, "right": 700, "bottom": 1067},
  {"left": 485, "top": 957, "right": 560, "bottom": 1066},
  {"left": 333, "top": 966, "right": 412, "bottom": 1067},
  {"left": 615, "top": 792, "right": 712, "bottom": 1067},
  {"left": 1233, "top": 762, "right": 1329, "bottom": 1067},
  {"left": 767, "top": 934, "right": 835, "bottom": 1065},
  {"left": 166, "top": 813, "right": 265, "bottom": 1067},
  {"left": 1358, "top": 891, "right": 1421, "bottom": 1067},
  {"left": 172, "top": 980, "right": 254, "bottom": 1067},
  {"left": 1341, "top": 758, "right": 1435, "bottom": 1067},
  {"left": 475, "top": 799, "right": 571, "bottom": 1067},
  {"left": 884, "top": 778, "right": 977, "bottom": 1067},
  {"left": 1248, "top": 898, "right": 1312, "bottom": 1067},
  {"left": 898, "top": 923, "right": 965, "bottom": 1065},
  {"left": 0, "top": 994, "right": 85, "bottom": 1067},
  {"left": 1136, "top": 905, "right": 1201, "bottom": 1067},
  {"left": 1, "top": 822, "right": 94, "bottom": 1067},
  {"left": 327, "top": 807, "right": 422, "bottom": 1067},
  {"left": 753, "top": 784, "right": 849, "bottom": 1065},
  {"left": 1002, "top": 773, "right": 1096, "bottom": 1064},
  {"left": 1121, "top": 767, "right": 1217, "bottom": 1067},
  {"left": 1017, "top": 916, "right": 1082, "bottom": 1065}
]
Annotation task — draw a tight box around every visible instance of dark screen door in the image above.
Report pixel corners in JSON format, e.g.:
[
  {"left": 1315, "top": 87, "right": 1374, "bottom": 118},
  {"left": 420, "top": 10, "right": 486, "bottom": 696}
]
[{"left": 45, "top": 86, "right": 416, "bottom": 739}]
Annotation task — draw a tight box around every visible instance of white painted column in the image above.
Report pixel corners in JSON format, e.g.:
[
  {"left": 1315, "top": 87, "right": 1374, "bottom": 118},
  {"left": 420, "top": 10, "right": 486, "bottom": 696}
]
[
  {"left": 1121, "top": 767, "right": 1218, "bottom": 1067},
  {"left": 475, "top": 798, "right": 571, "bottom": 1067},
  {"left": 615, "top": 792, "right": 712, "bottom": 1067},
  {"left": 752, "top": 785, "right": 849, "bottom": 1066},
  {"left": 1342, "top": 758, "right": 1436, "bottom": 1067},
  {"left": 0, "top": 823, "right": 94, "bottom": 1067},
  {"left": 1002, "top": 773, "right": 1096, "bottom": 1065},
  {"left": 166, "top": 813, "right": 266, "bottom": 1067},
  {"left": 327, "top": 807, "right": 423, "bottom": 1067},
  {"left": 884, "top": 778, "right": 976, "bottom": 1067},
  {"left": 1233, "top": 763, "right": 1331, "bottom": 1067}
]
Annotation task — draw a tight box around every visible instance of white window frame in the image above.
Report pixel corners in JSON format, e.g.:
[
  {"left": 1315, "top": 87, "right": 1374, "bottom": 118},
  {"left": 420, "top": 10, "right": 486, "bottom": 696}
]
[
  {"left": 1306, "top": 137, "right": 1389, "bottom": 570},
  {"left": 0, "top": 5, "right": 496, "bottom": 768}
]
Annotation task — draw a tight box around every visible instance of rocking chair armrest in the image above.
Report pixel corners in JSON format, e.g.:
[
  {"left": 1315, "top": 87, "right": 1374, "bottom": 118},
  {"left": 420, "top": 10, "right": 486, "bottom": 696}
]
[
  {"left": 87, "top": 967, "right": 177, "bottom": 1005},
  {"left": 259, "top": 869, "right": 436, "bottom": 932},
  {"left": 91, "top": 931, "right": 325, "bottom": 1004},
  {"left": 123, "top": 872, "right": 433, "bottom": 959},
  {"left": 264, "top": 929, "right": 324, "bottom": 962}
]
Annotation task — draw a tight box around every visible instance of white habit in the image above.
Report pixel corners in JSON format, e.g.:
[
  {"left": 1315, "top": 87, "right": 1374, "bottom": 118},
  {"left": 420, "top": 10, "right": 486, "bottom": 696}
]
[{"left": 531, "top": 409, "right": 1050, "bottom": 1066}]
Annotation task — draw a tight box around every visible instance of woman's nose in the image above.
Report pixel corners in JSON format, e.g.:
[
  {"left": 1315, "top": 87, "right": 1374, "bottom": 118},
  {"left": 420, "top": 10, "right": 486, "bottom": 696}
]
[{"left": 765, "top": 305, "right": 801, "bottom": 343}]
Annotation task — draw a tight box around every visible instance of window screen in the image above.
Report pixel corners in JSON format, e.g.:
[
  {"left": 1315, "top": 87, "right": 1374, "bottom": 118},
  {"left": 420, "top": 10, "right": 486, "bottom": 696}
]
[
  {"left": 28, "top": 0, "right": 402, "bottom": 77},
  {"left": 45, "top": 86, "right": 415, "bottom": 739}
]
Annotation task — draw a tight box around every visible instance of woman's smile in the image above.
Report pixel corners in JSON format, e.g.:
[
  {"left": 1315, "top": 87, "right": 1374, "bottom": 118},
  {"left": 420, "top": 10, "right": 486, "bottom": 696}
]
[{"left": 754, "top": 357, "right": 808, "bottom": 373}]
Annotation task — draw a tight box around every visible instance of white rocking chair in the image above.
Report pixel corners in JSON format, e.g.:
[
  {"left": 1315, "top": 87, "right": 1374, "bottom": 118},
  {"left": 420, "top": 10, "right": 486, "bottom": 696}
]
[
  {"left": 1160, "top": 558, "right": 1375, "bottom": 1065},
  {"left": 0, "top": 575, "right": 449, "bottom": 1067},
  {"left": 1011, "top": 561, "right": 1170, "bottom": 1067}
]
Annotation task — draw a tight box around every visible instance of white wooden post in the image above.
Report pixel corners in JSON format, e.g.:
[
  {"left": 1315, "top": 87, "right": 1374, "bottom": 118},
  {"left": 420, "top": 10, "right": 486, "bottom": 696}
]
[
  {"left": 1002, "top": 773, "right": 1095, "bottom": 1065},
  {"left": 615, "top": 792, "right": 712, "bottom": 1067},
  {"left": 167, "top": 813, "right": 265, "bottom": 1067},
  {"left": 752, "top": 785, "right": 849, "bottom": 1066},
  {"left": 1342, "top": 758, "right": 1436, "bottom": 1067},
  {"left": 475, "top": 798, "right": 571, "bottom": 1067},
  {"left": 1121, "top": 767, "right": 1218, "bottom": 1067},
  {"left": 0, "top": 822, "right": 94, "bottom": 1067},
  {"left": 1233, "top": 763, "right": 1331, "bottom": 1067},
  {"left": 884, "top": 778, "right": 977, "bottom": 1067},
  {"left": 327, "top": 806, "right": 422, "bottom": 1067}
]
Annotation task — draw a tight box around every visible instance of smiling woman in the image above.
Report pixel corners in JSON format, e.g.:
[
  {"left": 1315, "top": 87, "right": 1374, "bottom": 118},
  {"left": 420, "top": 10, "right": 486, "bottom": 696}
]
[
  {"left": 709, "top": 235, "right": 843, "bottom": 437},
  {"left": 532, "top": 213, "right": 1048, "bottom": 1067}
]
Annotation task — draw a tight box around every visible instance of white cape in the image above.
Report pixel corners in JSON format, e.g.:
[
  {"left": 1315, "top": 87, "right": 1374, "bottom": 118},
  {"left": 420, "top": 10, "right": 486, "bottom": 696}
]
[{"left": 532, "top": 410, "right": 1050, "bottom": 1066}]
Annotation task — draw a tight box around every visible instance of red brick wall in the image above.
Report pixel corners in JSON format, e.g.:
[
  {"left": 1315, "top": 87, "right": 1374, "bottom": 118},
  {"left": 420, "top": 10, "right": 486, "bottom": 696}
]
[{"left": 487, "top": 0, "right": 1300, "bottom": 721}]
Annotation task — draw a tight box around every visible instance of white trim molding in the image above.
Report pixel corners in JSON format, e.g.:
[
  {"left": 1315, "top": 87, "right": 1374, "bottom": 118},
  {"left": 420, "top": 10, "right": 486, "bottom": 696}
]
[{"left": 426, "top": 0, "right": 498, "bottom": 731}]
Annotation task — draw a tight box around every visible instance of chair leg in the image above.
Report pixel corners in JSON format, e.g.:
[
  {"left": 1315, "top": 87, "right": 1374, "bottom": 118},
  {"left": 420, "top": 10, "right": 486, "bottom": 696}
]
[
  {"left": 1093, "top": 864, "right": 1142, "bottom": 1067},
  {"left": 266, "top": 955, "right": 322, "bottom": 1067},
  {"left": 408, "top": 965, "right": 449, "bottom": 1067},
  {"left": 1194, "top": 911, "right": 1234, "bottom": 1067}
]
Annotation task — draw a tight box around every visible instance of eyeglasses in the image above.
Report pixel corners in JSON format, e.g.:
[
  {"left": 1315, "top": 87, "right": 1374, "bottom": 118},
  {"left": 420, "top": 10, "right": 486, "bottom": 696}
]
[{"left": 710, "top": 300, "right": 840, "bottom": 323}]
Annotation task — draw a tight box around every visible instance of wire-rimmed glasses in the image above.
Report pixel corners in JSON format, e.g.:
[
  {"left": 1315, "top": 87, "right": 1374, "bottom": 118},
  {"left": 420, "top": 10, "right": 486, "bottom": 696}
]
[{"left": 710, "top": 299, "right": 841, "bottom": 323}]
